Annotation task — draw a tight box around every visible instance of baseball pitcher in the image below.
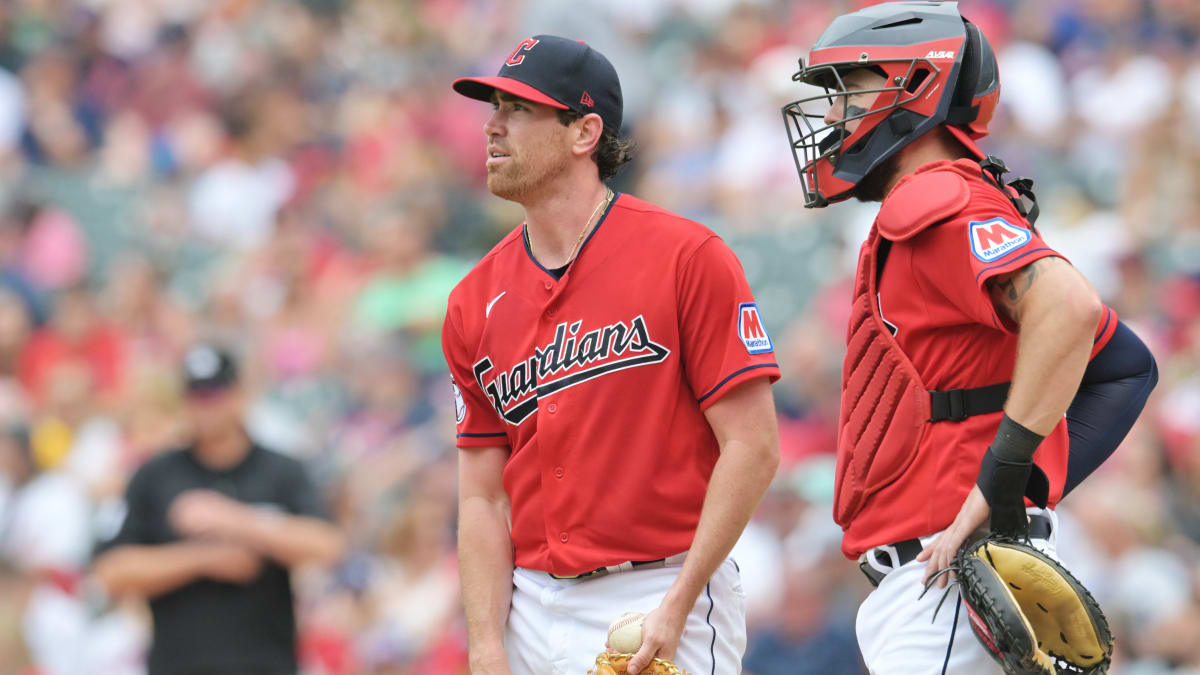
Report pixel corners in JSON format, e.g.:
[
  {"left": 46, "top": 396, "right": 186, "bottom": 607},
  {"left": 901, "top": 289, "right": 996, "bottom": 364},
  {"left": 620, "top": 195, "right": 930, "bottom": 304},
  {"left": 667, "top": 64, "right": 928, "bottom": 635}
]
[{"left": 443, "top": 35, "right": 782, "bottom": 675}]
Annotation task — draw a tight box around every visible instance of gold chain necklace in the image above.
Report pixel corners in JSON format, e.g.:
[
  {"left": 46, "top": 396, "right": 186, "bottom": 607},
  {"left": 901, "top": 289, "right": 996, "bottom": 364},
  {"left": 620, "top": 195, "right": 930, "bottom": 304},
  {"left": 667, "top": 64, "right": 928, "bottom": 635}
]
[{"left": 526, "top": 188, "right": 613, "bottom": 268}]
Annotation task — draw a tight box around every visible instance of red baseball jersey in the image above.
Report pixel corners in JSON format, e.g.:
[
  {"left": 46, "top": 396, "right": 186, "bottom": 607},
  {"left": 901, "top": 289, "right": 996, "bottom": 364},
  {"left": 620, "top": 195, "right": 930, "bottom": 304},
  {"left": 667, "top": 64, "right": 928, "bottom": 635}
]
[
  {"left": 840, "top": 159, "right": 1117, "bottom": 558},
  {"left": 442, "top": 193, "right": 781, "bottom": 576}
]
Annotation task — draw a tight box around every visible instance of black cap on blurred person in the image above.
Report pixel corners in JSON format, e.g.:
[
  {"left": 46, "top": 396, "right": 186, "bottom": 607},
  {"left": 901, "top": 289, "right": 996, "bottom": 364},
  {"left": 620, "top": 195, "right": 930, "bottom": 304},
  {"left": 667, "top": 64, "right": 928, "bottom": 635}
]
[
  {"left": 183, "top": 343, "right": 238, "bottom": 395},
  {"left": 453, "top": 35, "right": 623, "bottom": 133}
]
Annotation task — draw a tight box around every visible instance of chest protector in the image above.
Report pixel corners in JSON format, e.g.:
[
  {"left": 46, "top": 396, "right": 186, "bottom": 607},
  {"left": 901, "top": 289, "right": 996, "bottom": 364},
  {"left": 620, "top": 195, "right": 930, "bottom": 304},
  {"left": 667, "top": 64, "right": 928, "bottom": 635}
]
[
  {"left": 834, "top": 164, "right": 992, "bottom": 527},
  {"left": 833, "top": 225, "right": 931, "bottom": 527}
]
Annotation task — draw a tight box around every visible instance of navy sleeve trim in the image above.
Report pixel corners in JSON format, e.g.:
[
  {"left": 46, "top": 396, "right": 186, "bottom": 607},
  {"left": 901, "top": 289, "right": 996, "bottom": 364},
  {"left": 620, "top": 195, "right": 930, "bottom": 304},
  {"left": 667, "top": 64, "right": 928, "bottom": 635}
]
[
  {"left": 1093, "top": 306, "right": 1113, "bottom": 344},
  {"left": 697, "top": 363, "right": 779, "bottom": 405},
  {"left": 973, "top": 247, "right": 1053, "bottom": 284},
  {"left": 456, "top": 432, "right": 508, "bottom": 438}
]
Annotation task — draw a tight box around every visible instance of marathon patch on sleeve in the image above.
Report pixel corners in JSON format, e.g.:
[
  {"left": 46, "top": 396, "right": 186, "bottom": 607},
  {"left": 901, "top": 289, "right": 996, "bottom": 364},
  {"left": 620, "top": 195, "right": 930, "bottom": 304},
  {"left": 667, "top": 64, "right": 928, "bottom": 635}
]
[
  {"left": 738, "top": 303, "right": 774, "bottom": 354},
  {"left": 969, "top": 217, "right": 1033, "bottom": 262}
]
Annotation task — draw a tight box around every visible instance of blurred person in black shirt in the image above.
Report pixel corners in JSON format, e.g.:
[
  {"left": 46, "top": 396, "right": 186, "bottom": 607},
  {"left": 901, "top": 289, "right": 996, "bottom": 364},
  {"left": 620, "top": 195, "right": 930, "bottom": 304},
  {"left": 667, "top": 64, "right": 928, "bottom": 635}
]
[{"left": 92, "top": 344, "right": 345, "bottom": 675}]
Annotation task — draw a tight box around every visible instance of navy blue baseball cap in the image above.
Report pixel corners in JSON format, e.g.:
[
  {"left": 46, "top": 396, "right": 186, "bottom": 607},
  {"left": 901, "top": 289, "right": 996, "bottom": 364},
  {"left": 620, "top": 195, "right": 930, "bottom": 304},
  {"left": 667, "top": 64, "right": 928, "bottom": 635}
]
[{"left": 453, "top": 35, "right": 623, "bottom": 134}]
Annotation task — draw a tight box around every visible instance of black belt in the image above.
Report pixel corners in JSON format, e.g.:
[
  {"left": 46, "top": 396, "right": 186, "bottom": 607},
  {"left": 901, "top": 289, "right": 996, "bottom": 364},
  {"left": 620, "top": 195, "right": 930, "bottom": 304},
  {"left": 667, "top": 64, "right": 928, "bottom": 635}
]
[
  {"left": 548, "top": 557, "right": 670, "bottom": 580},
  {"left": 859, "top": 513, "right": 1053, "bottom": 588},
  {"left": 928, "top": 382, "right": 1009, "bottom": 422}
]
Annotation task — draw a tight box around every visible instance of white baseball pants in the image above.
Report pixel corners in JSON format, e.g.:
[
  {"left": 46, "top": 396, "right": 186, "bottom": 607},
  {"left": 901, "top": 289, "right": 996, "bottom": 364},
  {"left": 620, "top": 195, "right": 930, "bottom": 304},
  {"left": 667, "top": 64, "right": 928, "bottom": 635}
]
[
  {"left": 855, "top": 508, "right": 1059, "bottom": 675},
  {"left": 505, "top": 556, "right": 746, "bottom": 675}
]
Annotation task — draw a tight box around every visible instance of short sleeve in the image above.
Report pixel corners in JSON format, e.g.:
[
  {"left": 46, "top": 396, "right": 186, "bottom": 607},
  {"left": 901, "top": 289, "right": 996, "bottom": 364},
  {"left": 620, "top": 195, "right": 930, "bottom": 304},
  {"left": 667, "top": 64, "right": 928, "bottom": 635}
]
[
  {"left": 916, "top": 215, "right": 1064, "bottom": 332},
  {"left": 676, "top": 237, "right": 781, "bottom": 410},
  {"left": 441, "top": 304, "right": 509, "bottom": 447},
  {"left": 94, "top": 464, "right": 157, "bottom": 556}
]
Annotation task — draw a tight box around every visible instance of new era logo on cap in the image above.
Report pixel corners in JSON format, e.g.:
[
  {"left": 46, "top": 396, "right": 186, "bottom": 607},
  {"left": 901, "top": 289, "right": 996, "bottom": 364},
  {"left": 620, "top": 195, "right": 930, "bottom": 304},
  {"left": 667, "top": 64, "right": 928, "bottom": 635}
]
[
  {"left": 581, "top": 91, "right": 594, "bottom": 107},
  {"left": 738, "top": 303, "right": 774, "bottom": 354}
]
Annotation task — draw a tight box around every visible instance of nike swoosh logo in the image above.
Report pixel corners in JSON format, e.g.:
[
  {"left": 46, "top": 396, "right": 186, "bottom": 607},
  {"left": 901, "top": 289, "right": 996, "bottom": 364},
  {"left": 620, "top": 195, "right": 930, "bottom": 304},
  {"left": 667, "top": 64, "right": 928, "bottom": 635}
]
[{"left": 485, "top": 291, "right": 507, "bottom": 318}]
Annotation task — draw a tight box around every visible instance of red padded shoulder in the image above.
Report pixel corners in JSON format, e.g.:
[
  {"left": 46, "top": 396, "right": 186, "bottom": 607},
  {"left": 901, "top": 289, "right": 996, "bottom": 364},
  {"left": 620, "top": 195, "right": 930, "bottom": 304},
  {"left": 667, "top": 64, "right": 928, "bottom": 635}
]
[{"left": 877, "top": 168, "right": 970, "bottom": 241}]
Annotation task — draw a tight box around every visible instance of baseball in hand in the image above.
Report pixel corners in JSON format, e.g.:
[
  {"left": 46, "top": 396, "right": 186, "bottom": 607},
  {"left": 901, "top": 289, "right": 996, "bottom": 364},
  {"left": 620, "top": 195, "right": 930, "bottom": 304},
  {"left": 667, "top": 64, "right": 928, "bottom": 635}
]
[{"left": 607, "top": 611, "right": 644, "bottom": 653}]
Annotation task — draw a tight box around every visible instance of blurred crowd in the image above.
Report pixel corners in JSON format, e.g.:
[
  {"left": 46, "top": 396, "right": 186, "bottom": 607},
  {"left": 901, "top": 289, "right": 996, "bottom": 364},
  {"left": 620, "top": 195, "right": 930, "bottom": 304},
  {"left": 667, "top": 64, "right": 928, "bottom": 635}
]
[{"left": 0, "top": 0, "right": 1196, "bottom": 673}]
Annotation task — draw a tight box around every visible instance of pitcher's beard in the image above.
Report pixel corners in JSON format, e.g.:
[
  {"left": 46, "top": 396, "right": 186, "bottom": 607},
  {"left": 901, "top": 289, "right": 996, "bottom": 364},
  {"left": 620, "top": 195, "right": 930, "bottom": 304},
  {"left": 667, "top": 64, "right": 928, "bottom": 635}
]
[{"left": 487, "top": 153, "right": 569, "bottom": 202}]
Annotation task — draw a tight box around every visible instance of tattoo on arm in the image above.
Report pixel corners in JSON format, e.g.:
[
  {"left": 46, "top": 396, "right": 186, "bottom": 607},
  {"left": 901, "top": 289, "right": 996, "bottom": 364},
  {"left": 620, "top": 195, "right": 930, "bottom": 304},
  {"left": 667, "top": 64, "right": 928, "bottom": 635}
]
[{"left": 989, "top": 257, "right": 1061, "bottom": 322}]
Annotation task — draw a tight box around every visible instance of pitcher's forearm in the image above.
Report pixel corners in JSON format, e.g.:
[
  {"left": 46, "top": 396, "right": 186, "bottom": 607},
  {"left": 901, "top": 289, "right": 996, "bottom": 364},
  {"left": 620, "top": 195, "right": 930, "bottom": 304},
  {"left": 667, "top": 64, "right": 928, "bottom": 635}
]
[
  {"left": 663, "top": 437, "right": 777, "bottom": 613},
  {"left": 459, "top": 495, "right": 515, "bottom": 660}
]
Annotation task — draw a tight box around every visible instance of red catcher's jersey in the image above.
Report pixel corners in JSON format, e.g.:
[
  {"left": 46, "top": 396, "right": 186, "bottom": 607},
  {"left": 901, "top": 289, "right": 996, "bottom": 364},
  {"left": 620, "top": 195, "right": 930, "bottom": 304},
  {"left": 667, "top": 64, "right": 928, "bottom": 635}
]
[
  {"left": 442, "top": 193, "right": 781, "bottom": 576},
  {"left": 839, "top": 159, "right": 1117, "bottom": 558}
]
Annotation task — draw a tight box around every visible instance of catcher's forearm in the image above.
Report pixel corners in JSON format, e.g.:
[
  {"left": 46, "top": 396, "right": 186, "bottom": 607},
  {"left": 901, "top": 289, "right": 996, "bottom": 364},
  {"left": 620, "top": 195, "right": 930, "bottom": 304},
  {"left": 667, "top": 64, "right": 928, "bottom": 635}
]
[
  {"left": 458, "top": 495, "right": 515, "bottom": 665},
  {"left": 978, "top": 260, "right": 1101, "bottom": 530},
  {"left": 665, "top": 438, "right": 777, "bottom": 612},
  {"left": 1000, "top": 260, "right": 1102, "bottom": 438}
]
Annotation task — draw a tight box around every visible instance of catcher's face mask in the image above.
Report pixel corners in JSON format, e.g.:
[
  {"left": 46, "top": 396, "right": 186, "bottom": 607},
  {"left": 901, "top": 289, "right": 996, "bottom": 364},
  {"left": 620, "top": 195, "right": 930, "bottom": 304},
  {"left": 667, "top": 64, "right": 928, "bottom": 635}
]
[
  {"left": 783, "top": 57, "right": 941, "bottom": 208},
  {"left": 781, "top": 1, "right": 1001, "bottom": 208}
]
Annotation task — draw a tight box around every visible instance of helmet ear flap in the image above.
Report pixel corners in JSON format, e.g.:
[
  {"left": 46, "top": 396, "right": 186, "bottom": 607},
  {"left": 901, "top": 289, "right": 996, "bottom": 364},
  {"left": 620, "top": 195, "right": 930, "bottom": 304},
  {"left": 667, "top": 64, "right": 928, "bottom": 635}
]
[
  {"left": 948, "top": 21, "right": 982, "bottom": 120},
  {"left": 971, "top": 23, "right": 999, "bottom": 96},
  {"left": 946, "top": 19, "right": 998, "bottom": 133}
]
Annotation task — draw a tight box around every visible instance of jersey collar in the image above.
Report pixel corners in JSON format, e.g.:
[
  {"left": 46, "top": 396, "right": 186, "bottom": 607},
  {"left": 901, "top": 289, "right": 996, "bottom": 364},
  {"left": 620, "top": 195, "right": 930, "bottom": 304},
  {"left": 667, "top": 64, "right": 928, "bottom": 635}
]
[{"left": 522, "top": 192, "right": 622, "bottom": 280}]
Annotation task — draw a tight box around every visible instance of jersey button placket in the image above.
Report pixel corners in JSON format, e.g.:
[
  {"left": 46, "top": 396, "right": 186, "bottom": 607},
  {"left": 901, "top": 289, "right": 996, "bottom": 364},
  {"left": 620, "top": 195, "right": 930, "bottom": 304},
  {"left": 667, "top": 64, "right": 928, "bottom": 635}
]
[
  {"left": 559, "top": 531, "right": 569, "bottom": 543},
  {"left": 554, "top": 466, "right": 564, "bottom": 479},
  {"left": 547, "top": 402, "right": 558, "bottom": 414}
]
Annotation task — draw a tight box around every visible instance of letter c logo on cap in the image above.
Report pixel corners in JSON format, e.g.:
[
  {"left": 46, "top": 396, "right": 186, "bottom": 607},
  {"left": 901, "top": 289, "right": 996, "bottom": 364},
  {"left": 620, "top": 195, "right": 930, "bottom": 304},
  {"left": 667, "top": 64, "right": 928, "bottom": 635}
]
[{"left": 506, "top": 38, "right": 540, "bottom": 66}]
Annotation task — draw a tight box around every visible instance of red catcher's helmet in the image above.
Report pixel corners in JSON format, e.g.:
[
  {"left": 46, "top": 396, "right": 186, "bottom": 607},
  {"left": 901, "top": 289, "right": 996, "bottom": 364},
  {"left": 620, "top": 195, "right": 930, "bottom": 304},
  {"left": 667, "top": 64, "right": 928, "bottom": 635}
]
[{"left": 782, "top": 1, "right": 999, "bottom": 208}]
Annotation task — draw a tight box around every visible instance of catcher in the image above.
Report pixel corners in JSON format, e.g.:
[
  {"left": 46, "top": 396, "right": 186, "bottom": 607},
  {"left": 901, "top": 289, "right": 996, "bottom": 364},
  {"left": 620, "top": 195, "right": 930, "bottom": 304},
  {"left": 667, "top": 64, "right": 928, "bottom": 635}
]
[{"left": 780, "top": 2, "right": 1157, "bottom": 673}]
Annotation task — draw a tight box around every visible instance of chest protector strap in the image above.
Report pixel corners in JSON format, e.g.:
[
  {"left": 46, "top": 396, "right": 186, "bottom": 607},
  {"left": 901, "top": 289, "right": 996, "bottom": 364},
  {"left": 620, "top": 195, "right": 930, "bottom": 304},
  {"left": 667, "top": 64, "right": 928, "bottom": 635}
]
[{"left": 929, "top": 382, "right": 1009, "bottom": 422}]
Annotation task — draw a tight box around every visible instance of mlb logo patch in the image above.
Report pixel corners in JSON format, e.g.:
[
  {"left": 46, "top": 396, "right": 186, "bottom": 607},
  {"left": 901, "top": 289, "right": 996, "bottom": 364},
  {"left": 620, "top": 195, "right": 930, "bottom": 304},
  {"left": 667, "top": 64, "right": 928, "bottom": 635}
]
[
  {"left": 738, "top": 303, "right": 774, "bottom": 354},
  {"left": 451, "top": 379, "right": 466, "bottom": 423},
  {"left": 969, "top": 217, "right": 1032, "bottom": 262}
]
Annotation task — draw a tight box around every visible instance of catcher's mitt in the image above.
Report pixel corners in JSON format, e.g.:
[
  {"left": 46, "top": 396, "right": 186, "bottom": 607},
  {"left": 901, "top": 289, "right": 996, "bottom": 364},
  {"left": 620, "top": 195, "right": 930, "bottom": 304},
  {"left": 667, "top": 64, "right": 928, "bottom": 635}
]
[
  {"left": 587, "top": 652, "right": 690, "bottom": 675},
  {"left": 953, "top": 534, "right": 1113, "bottom": 674}
]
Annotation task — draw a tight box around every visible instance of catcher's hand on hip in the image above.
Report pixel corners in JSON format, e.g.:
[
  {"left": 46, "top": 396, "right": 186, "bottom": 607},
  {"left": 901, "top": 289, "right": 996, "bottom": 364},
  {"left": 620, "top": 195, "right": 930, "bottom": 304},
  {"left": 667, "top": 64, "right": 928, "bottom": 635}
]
[
  {"left": 916, "top": 485, "right": 990, "bottom": 589},
  {"left": 625, "top": 604, "right": 687, "bottom": 674}
]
